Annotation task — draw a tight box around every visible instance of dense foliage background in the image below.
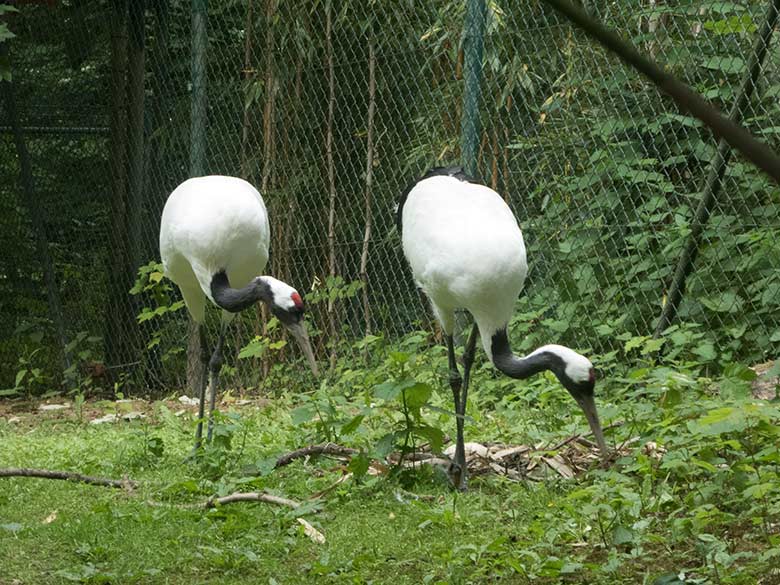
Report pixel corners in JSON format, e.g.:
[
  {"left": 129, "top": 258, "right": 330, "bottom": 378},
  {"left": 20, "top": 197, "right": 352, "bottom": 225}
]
[{"left": 1, "top": 0, "right": 779, "bottom": 395}]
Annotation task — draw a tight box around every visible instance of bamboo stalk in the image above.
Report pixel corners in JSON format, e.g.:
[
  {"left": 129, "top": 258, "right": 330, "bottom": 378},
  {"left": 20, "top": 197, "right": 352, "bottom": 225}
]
[{"left": 360, "top": 39, "right": 377, "bottom": 344}]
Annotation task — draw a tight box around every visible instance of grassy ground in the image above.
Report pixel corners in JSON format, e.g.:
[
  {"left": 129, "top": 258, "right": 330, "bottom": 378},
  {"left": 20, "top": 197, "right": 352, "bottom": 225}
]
[{"left": 1, "top": 359, "right": 780, "bottom": 584}]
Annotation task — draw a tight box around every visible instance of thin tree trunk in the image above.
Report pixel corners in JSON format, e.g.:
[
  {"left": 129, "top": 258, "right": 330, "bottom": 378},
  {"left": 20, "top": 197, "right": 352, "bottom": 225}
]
[
  {"left": 261, "top": 0, "right": 276, "bottom": 195},
  {"left": 105, "top": 0, "right": 133, "bottom": 375},
  {"left": 240, "top": 0, "right": 255, "bottom": 181},
  {"left": 502, "top": 124, "right": 510, "bottom": 203},
  {"left": 490, "top": 126, "right": 499, "bottom": 190},
  {"left": 187, "top": 0, "right": 208, "bottom": 395},
  {"left": 260, "top": 0, "right": 277, "bottom": 379},
  {"left": 325, "top": 2, "right": 338, "bottom": 368},
  {"left": 127, "top": 0, "right": 145, "bottom": 270},
  {"left": 360, "top": 39, "right": 377, "bottom": 342},
  {"left": 0, "top": 43, "right": 69, "bottom": 370}
]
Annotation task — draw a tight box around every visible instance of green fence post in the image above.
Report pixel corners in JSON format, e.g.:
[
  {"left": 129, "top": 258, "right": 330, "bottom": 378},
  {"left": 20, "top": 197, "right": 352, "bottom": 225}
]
[
  {"left": 190, "top": 0, "right": 208, "bottom": 177},
  {"left": 460, "top": 0, "right": 486, "bottom": 177}
]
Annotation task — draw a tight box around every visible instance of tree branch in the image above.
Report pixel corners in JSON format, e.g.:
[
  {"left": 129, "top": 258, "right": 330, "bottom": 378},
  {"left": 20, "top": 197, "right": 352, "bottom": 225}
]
[
  {"left": 274, "top": 443, "right": 358, "bottom": 468},
  {"left": 0, "top": 467, "right": 137, "bottom": 490},
  {"left": 205, "top": 491, "right": 299, "bottom": 509}
]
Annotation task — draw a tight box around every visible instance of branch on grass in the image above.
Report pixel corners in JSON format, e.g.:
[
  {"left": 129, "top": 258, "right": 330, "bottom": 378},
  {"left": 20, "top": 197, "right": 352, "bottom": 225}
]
[
  {"left": 0, "top": 467, "right": 137, "bottom": 490},
  {"left": 274, "top": 443, "right": 357, "bottom": 468},
  {"left": 205, "top": 491, "right": 300, "bottom": 509}
]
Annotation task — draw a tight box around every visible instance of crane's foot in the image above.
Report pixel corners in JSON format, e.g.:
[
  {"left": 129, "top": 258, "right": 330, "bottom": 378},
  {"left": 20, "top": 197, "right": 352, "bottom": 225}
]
[{"left": 447, "top": 458, "right": 469, "bottom": 491}]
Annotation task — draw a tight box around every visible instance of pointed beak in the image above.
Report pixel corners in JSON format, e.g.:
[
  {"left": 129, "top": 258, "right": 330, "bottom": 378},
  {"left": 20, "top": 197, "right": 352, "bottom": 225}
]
[
  {"left": 576, "top": 394, "right": 609, "bottom": 462},
  {"left": 286, "top": 321, "right": 319, "bottom": 377}
]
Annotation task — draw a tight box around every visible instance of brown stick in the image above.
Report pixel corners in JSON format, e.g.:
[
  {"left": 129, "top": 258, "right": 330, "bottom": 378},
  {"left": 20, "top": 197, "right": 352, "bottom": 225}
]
[
  {"left": 274, "top": 443, "right": 358, "bottom": 468},
  {"left": 205, "top": 491, "right": 299, "bottom": 509},
  {"left": 0, "top": 468, "right": 137, "bottom": 490}
]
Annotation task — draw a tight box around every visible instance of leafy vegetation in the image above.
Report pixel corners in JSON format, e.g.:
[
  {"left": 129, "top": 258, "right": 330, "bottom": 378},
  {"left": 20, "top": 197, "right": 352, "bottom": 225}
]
[
  {"left": 2, "top": 331, "right": 780, "bottom": 583},
  {"left": 1, "top": 0, "right": 779, "bottom": 391}
]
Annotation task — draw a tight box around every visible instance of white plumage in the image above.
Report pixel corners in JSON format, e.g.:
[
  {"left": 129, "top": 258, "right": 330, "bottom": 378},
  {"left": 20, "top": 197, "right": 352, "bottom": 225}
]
[
  {"left": 399, "top": 167, "right": 607, "bottom": 489},
  {"left": 160, "top": 175, "right": 317, "bottom": 448},
  {"left": 401, "top": 174, "right": 527, "bottom": 360},
  {"left": 161, "top": 175, "right": 269, "bottom": 323}
]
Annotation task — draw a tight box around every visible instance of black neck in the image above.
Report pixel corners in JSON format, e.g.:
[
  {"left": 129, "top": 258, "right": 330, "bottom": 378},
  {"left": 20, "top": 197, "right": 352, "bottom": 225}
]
[
  {"left": 210, "top": 271, "right": 271, "bottom": 313},
  {"left": 490, "top": 328, "right": 563, "bottom": 380}
]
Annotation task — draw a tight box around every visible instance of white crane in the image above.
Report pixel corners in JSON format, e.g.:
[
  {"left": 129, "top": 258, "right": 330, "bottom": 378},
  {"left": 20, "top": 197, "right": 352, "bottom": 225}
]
[
  {"left": 398, "top": 167, "right": 608, "bottom": 489},
  {"left": 160, "top": 175, "right": 318, "bottom": 448}
]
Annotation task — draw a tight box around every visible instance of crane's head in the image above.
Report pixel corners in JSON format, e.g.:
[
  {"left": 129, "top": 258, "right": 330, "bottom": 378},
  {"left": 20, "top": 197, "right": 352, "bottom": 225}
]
[
  {"left": 538, "top": 345, "right": 607, "bottom": 461},
  {"left": 257, "top": 276, "right": 319, "bottom": 376}
]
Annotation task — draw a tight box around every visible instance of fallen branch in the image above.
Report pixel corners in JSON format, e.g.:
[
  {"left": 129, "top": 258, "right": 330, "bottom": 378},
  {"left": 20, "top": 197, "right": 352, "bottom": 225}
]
[
  {"left": 275, "top": 443, "right": 357, "bottom": 468},
  {"left": 205, "top": 491, "right": 300, "bottom": 509},
  {"left": 0, "top": 467, "right": 137, "bottom": 490}
]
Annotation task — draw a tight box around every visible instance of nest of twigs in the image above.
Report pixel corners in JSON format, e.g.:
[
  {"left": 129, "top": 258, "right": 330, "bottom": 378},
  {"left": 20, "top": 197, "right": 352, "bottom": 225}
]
[{"left": 385, "top": 429, "right": 638, "bottom": 482}]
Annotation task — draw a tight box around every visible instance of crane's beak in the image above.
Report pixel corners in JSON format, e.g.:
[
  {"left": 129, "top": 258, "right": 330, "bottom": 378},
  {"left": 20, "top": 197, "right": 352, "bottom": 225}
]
[
  {"left": 286, "top": 321, "right": 319, "bottom": 377},
  {"left": 575, "top": 394, "right": 609, "bottom": 462}
]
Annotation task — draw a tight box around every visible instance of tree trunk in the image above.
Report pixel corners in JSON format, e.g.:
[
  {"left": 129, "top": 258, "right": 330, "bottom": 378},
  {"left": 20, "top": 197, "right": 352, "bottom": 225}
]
[
  {"left": 127, "top": 0, "right": 145, "bottom": 269},
  {"left": 325, "top": 2, "right": 338, "bottom": 368},
  {"left": 360, "top": 39, "right": 376, "bottom": 343},
  {"left": 105, "top": 0, "right": 134, "bottom": 375},
  {"left": 187, "top": 0, "right": 208, "bottom": 395},
  {"left": 0, "top": 42, "right": 69, "bottom": 370},
  {"left": 261, "top": 0, "right": 276, "bottom": 195},
  {"left": 239, "top": 0, "right": 255, "bottom": 181}
]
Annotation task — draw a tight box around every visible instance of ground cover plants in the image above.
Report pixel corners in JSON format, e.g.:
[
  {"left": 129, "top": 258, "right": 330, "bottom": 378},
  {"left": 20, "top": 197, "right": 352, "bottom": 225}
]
[{"left": 2, "top": 329, "right": 779, "bottom": 584}]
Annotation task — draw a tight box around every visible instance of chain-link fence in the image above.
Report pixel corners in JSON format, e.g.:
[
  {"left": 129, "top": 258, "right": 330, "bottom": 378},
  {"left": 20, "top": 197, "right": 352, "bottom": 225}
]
[{"left": 2, "top": 0, "right": 779, "bottom": 395}]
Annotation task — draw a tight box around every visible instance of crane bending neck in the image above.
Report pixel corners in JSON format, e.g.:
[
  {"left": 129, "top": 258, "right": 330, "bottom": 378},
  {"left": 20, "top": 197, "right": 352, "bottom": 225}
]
[
  {"left": 210, "top": 271, "right": 271, "bottom": 313},
  {"left": 489, "top": 328, "right": 554, "bottom": 379}
]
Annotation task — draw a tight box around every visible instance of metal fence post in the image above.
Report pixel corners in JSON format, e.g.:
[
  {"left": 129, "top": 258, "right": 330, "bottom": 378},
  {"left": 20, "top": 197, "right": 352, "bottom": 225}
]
[
  {"left": 460, "top": 0, "right": 486, "bottom": 177},
  {"left": 654, "top": 0, "right": 780, "bottom": 338}
]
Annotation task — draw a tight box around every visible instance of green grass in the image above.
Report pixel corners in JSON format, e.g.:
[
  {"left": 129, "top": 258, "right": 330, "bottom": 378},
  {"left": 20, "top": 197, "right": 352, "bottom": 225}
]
[{"left": 2, "top": 359, "right": 780, "bottom": 584}]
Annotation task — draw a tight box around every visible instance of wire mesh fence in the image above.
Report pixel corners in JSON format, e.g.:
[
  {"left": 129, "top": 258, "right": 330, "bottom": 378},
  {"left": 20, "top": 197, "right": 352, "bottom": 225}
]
[{"left": 1, "top": 0, "right": 779, "bottom": 396}]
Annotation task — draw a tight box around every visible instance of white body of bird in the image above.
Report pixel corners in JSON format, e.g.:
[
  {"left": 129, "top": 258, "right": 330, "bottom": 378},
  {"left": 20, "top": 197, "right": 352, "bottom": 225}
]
[
  {"left": 401, "top": 174, "right": 527, "bottom": 360},
  {"left": 160, "top": 176, "right": 270, "bottom": 324}
]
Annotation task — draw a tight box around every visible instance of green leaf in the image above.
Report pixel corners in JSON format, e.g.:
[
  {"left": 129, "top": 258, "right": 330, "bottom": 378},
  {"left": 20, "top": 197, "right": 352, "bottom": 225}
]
[
  {"left": 14, "top": 369, "right": 27, "bottom": 387},
  {"left": 374, "top": 432, "right": 397, "bottom": 458},
  {"left": 415, "top": 425, "right": 444, "bottom": 453},
  {"left": 703, "top": 14, "right": 756, "bottom": 35},
  {"left": 340, "top": 414, "right": 364, "bottom": 435},
  {"left": 612, "top": 525, "right": 634, "bottom": 545},
  {"left": 743, "top": 482, "right": 775, "bottom": 499},
  {"left": 373, "top": 380, "right": 402, "bottom": 402},
  {"left": 347, "top": 452, "right": 370, "bottom": 478},
  {"left": 403, "top": 382, "right": 433, "bottom": 410},
  {"left": 238, "top": 337, "right": 267, "bottom": 359},
  {"left": 702, "top": 56, "right": 746, "bottom": 74},
  {"left": 0, "top": 388, "right": 19, "bottom": 396},
  {"left": 290, "top": 405, "right": 315, "bottom": 425},
  {"left": 699, "top": 291, "right": 744, "bottom": 313}
]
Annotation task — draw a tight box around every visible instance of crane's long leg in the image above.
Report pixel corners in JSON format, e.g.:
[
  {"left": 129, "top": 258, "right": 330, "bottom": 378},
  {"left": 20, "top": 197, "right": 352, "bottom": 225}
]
[
  {"left": 446, "top": 334, "right": 467, "bottom": 490},
  {"left": 448, "top": 324, "right": 479, "bottom": 491},
  {"left": 205, "top": 324, "right": 227, "bottom": 443},
  {"left": 194, "top": 324, "right": 209, "bottom": 450}
]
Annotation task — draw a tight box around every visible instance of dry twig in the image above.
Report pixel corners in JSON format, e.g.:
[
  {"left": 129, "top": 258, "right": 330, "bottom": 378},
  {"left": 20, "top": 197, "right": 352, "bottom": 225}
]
[
  {"left": 0, "top": 467, "right": 137, "bottom": 490},
  {"left": 205, "top": 491, "right": 300, "bottom": 509},
  {"left": 274, "top": 443, "right": 357, "bottom": 468}
]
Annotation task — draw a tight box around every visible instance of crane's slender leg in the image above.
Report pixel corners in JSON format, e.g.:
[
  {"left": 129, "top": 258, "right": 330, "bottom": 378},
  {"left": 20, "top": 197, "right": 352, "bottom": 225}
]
[
  {"left": 205, "top": 324, "right": 227, "bottom": 443},
  {"left": 194, "top": 324, "right": 209, "bottom": 450},
  {"left": 449, "top": 324, "right": 479, "bottom": 491},
  {"left": 446, "top": 334, "right": 467, "bottom": 490}
]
